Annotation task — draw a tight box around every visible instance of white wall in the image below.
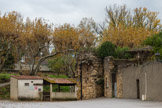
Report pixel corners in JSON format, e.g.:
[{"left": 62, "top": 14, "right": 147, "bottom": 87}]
[
  {"left": 18, "top": 79, "right": 43, "bottom": 100},
  {"left": 10, "top": 77, "right": 18, "bottom": 100}
]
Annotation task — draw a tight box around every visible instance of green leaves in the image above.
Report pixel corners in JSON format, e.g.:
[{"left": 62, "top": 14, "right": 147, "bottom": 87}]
[
  {"left": 97, "top": 41, "right": 131, "bottom": 59},
  {"left": 115, "top": 46, "right": 131, "bottom": 59},
  {"left": 97, "top": 41, "right": 116, "bottom": 58},
  {"left": 48, "top": 56, "right": 65, "bottom": 73},
  {"left": 143, "top": 32, "right": 162, "bottom": 59}
]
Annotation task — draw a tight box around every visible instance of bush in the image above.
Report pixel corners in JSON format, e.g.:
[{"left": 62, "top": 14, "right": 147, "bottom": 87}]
[
  {"left": 116, "top": 46, "right": 131, "bottom": 59},
  {"left": 97, "top": 41, "right": 116, "bottom": 58},
  {"left": 0, "top": 73, "right": 18, "bottom": 83},
  {"left": 0, "top": 73, "right": 13, "bottom": 83}
]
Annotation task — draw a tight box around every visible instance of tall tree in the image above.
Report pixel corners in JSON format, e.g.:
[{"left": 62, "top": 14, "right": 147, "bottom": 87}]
[
  {"left": 53, "top": 24, "right": 79, "bottom": 77},
  {"left": 0, "top": 11, "right": 23, "bottom": 72},
  {"left": 101, "top": 5, "right": 162, "bottom": 48},
  {"left": 53, "top": 24, "right": 80, "bottom": 51},
  {"left": 21, "top": 18, "right": 52, "bottom": 75},
  {"left": 78, "top": 17, "right": 97, "bottom": 49}
]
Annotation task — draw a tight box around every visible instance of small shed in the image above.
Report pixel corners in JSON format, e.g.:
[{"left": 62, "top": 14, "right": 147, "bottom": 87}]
[
  {"left": 10, "top": 76, "right": 43, "bottom": 100},
  {"left": 43, "top": 78, "right": 78, "bottom": 101}
]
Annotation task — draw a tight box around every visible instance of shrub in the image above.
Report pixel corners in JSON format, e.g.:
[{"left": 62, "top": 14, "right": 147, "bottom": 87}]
[
  {"left": 116, "top": 46, "right": 131, "bottom": 59},
  {"left": 97, "top": 41, "right": 116, "bottom": 58},
  {"left": 0, "top": 73, "right": 12, "bottom": 83}
]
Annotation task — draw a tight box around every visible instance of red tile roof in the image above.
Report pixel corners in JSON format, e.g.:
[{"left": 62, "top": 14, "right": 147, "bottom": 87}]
[
  {"left": 12, "top": 75, "right": 43, "bottom": 80},
  {"left": 44, "top": 78, "right": 76, "bottom": 85}
]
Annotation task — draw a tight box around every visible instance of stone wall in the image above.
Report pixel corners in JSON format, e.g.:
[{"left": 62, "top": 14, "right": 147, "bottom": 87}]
[
  {"left": 76, "top": 51, "right": 104, "bottom": 100},
  {"left": 116, "top": 67, "right": 123, "bottom": 98},
  {"left": 104, "top": 57, "right": 129, "bottom": 98},
  {"left": 104, "top": 57, "right": 113, "bottom": 98},
  {"left": 104, "top": 55, "right": 162, "bottom": 101}
]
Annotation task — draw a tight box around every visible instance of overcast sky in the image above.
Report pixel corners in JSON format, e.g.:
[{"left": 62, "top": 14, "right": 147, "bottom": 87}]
[{"left": 0, "top": 0, "right": 162, "bottom": 25}]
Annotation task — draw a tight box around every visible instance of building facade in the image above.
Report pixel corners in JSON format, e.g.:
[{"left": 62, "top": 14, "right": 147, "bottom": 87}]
[
  {"left": 76, "top": 50, "right": 162, "bottom": 101},
  {"left": 104, "top": 57, "right": 162, "bottom": 101},
  {"left": 10, "top": 76, "right": 43, "bottom": 100}
]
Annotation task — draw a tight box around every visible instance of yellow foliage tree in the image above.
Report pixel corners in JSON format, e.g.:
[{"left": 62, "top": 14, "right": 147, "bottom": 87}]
[
  {"left": 0, "top": 11, "right": 24, "bottom": 71},
  {"left": 78, "top": 17, "right": 97, "bottom": 49},
  {"left": 53, "top": 24, "right": 80, "bottom": 51},
  {"left": 102, "top": 5, "right": 161, "bottom": 48},
  {"left": 22, "top": 18, "right": 52, "bottom": 75}
]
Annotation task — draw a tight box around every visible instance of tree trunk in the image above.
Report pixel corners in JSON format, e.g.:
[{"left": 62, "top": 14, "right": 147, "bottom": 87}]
[
  {"left": 29, "top": 56, "right": 36, "bottom": 75},
  {"left": 0, "top": 59, "right": 5, "bottom": 73},
  {"left": 0, "top": 54, "right": 7, "bottom": 73},
  {"left": 30, "top": 51, "right": 62, "bottom": 75}
]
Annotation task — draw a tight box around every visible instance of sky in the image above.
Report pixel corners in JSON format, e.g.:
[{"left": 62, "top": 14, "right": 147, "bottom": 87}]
[{"left": 0, "top": 0, "right": 162, "bottom": 25}]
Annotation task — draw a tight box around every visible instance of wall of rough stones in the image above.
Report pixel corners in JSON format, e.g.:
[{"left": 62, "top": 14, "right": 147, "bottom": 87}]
[
  {"left": 116, "top": 67, "right": 123, "bottom": 98},
  {"left": 76, "top": 51, "right": 104, "bottom": 100},
  {"left": 104, "top": 57, "right": 125, "bottom": 98},
  {"left": 75, "top": 49, "right": 162, "bottom": 101},
  {"left": 104, "top": 57, "right": 113, "bottom": 98}
]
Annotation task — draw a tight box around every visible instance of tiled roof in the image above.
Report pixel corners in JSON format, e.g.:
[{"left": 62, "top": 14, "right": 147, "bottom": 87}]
[
  {"left": 44, "top": 78, "right": 77, "bottom": 85},
  {"left": 12, "top": 75, "right": 43, "bottom": 80}
]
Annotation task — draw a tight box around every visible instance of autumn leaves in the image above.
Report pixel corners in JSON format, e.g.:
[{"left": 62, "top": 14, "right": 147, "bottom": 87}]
[
  {"left": 0, "top": 5, "right": 161, "bottom": 75},
  {"left": 102, "top": 5, "right": 161, "bottom": 48}
]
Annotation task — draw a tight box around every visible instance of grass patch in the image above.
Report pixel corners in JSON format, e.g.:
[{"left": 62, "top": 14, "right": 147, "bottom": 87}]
[
  {"left": 60, "top": 86, "right": 70, "bottom": 92},
  {"left": 43, "top": 85, "right": 70, "bottom": 92},
  {"left": 0, "top": 73, "right": 17, "bottom": 83}
]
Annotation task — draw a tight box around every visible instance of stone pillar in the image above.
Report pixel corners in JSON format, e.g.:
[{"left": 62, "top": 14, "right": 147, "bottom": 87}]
[
  {"left": 75, "top": 51, "right": 104, "bottom": 100},
  {"left": 76, "top": 79, "right": 81, "bottom": 100},
  {"left": 50, "top": 84, "right": 52, "bottom": 101},
  {"left": 116, "top": 67, "right": 123, "bottom": 98},
  {"left": 104, "top": 57, "right": 114, "bottom": 98}
]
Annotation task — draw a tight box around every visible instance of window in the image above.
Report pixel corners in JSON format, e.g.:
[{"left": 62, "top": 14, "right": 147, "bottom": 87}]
[
  {"left": 31, "top": 81, "right": 33, "bottom": 83},
  {"left": 24, "top": 83, "right": 29, "bottom": 86},
  {"left": 38, "top": 88, "right": 41, "bottom": 92}
]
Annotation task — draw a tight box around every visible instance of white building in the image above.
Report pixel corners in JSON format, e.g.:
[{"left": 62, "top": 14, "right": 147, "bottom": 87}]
[{"left": 10, "top": 76, "right": 43, "bottom": 100}]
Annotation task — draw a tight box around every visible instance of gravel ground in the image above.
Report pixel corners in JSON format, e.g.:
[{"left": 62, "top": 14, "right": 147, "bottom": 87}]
[{"left": 0, "top": 98, "right": 162, "bottom": 108}]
